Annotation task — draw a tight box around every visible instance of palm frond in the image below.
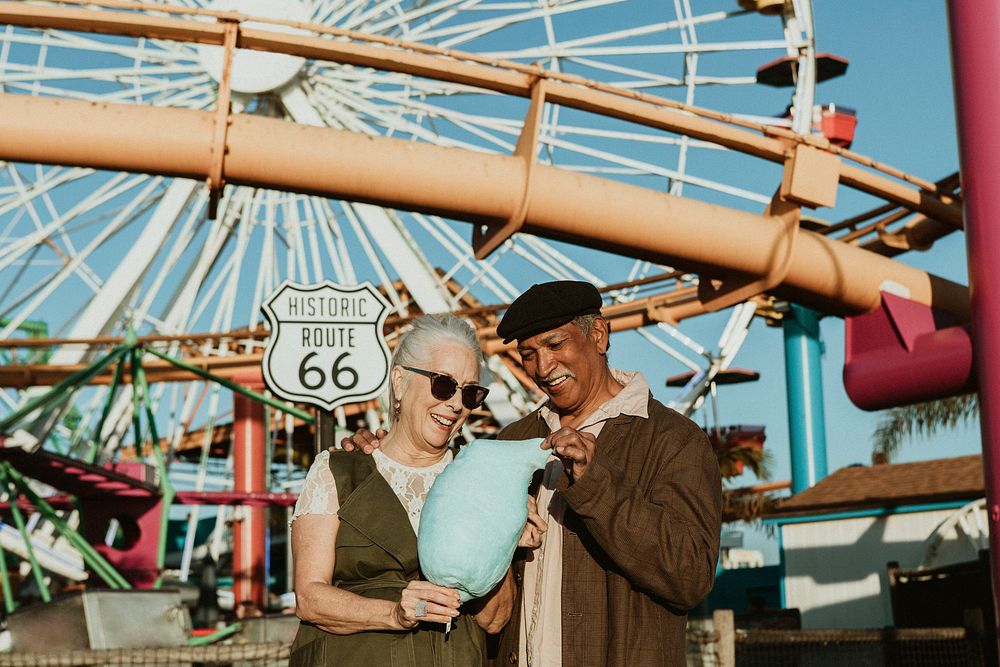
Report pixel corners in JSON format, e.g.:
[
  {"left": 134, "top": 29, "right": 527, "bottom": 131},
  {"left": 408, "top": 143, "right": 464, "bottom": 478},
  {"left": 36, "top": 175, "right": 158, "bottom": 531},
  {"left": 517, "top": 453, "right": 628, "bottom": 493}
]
[
  {"left": 717, "top": 444, "right": 773, "bottom": 480},
  {"left": 722, "top": 489, "right": 780, "bottom": 524},
  {"left": 871, "top": 393, "right": 978, "bottom": 463}
]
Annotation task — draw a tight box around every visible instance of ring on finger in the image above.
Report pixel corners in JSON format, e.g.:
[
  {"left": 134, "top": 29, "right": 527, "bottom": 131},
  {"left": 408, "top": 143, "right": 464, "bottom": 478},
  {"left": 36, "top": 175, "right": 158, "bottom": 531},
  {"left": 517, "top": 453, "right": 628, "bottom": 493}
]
[{"left": 414, "top": 599, "right": 428, "bottom": 618}]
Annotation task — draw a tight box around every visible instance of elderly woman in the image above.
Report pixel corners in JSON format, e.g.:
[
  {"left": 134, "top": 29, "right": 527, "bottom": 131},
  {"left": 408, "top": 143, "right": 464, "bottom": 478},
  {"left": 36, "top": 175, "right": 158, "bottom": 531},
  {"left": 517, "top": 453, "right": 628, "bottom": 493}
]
[{"left": 288, "top": 314, "right": 514, "bottom": 666}]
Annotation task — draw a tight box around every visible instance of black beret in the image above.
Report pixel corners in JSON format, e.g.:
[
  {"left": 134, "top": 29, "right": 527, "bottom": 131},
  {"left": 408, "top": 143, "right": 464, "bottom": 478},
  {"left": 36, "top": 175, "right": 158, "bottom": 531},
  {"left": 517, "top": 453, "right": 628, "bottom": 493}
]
[{"left": 497, "top": 280, "right": 603, "bottom": 344}]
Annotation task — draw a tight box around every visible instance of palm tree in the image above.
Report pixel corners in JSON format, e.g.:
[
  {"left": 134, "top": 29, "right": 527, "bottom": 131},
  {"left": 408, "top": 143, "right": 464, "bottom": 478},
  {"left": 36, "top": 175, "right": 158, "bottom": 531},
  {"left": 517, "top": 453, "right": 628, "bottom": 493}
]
[
  {"left": 708, "top": 426, "right": 777, "bottom": 521},
  {"left": 871, "top": 393, "right": 978, "bottom": 464}
]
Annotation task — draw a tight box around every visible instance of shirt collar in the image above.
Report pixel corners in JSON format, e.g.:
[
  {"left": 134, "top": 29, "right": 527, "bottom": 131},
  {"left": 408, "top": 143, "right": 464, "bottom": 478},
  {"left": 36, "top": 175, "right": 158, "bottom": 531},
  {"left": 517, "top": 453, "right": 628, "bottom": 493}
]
[{"left": 537, "top": 368, "right": 650, "bottom": 431}]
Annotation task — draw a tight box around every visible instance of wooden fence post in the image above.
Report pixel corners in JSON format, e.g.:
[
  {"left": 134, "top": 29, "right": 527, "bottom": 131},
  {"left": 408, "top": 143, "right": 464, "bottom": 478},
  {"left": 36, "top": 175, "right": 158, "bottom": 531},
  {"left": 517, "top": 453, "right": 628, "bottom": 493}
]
[{"left": 713, "top": 609, "right": 735, "bottom": 667}]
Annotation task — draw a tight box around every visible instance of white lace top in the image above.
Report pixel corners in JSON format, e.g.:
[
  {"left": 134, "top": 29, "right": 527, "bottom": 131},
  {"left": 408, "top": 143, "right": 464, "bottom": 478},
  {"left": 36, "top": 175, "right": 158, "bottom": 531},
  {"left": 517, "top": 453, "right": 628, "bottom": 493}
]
[{"left": 290, "top": 449, "right": 454, "bottom": 536}]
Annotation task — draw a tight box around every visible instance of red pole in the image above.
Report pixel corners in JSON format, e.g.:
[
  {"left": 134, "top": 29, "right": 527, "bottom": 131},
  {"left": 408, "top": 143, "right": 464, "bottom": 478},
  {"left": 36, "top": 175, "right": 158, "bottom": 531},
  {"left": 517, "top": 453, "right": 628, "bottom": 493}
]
[
  {"left": 232, "top": 371, "right": 267, "bottom": 611},
  {"left": 947, "top": 0, "right": 1000, "bottom": 654}
]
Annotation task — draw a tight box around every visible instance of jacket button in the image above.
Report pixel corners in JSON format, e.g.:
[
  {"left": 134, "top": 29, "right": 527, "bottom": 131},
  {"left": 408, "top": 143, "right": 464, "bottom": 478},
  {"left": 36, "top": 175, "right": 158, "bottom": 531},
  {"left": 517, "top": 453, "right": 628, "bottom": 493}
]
[{"left": 508, "top": 651, "right": 518, "bottom": 664}]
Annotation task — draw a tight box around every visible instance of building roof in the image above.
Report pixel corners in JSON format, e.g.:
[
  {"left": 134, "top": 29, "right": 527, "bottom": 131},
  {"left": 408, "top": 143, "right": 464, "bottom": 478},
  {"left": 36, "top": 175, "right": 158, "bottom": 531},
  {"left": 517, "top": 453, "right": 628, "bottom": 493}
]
[{"left": 768, "top": 454, "right": 984, "bottom": 519}]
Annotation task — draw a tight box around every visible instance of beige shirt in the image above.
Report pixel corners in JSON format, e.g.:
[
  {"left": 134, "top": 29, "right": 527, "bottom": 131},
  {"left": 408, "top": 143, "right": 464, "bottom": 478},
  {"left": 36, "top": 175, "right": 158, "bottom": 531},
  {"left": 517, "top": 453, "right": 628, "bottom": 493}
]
[{"left": 518, "top": 369, "right": 651, "bottom": 667}]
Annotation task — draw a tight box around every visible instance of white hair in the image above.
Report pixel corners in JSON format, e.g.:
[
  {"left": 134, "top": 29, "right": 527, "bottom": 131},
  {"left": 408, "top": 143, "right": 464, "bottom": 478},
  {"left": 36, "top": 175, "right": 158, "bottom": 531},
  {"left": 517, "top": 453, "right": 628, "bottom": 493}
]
[{"left": 388, "top": 314, "right": 483, "bottom": 425}]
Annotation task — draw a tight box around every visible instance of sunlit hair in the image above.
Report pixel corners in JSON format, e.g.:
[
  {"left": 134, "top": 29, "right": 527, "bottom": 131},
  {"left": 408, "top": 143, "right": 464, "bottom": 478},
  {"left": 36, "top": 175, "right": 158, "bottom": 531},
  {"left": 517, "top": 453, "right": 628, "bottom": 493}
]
[
  {"left": 388, "top": 313, "right": 484, "bottom": 426},
  {"left": 572, "top": 313, "right": 611, "bottom": 353}
]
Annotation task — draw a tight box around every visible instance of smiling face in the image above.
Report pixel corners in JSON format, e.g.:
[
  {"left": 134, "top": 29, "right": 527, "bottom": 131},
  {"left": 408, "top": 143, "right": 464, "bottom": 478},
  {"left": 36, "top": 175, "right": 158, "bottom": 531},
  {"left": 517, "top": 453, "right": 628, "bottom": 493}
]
[
  {"left": 516, "top": 318, "right": 617, "bottom": 425},
  {"left": 391, "top": 341, "right": 481, "bottom": 454}
]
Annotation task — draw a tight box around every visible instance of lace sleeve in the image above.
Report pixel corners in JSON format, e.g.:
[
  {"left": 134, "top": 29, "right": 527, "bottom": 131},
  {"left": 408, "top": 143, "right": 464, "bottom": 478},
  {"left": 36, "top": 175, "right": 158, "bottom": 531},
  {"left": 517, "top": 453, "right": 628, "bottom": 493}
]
[{"left": 290, "top": 451, "right": 340, "bottom": 524}]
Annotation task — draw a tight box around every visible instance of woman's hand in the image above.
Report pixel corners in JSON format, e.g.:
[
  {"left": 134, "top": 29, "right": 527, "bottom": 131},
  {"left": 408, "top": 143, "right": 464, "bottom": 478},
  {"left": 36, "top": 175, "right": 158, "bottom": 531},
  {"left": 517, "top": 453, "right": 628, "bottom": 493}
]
[
  {"left": 517, "top": 496, "right": 547, "bottom": 549},
  {"left": 393, "top": 580, "right": 462, "bottom": 628}
]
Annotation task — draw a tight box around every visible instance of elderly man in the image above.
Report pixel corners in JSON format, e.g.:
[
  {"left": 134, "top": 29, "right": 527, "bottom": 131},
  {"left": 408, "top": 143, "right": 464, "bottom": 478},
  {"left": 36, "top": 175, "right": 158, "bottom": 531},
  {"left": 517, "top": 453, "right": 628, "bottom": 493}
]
[{"left": 344, "top": 280, "right": 721, "bottom": 667}]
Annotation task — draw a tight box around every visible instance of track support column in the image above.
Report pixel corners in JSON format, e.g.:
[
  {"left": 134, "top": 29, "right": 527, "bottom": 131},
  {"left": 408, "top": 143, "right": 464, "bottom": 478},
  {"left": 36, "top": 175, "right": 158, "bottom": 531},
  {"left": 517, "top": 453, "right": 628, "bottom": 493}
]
[
  {"left": 783, "top": 304, "right": 828, "bottom": 494},
  {"left": 948, "top": 0, "right": 1000, "bottom": 653},
  {"left": 232, "top": 371, "right": 267, "bottom": 610}
]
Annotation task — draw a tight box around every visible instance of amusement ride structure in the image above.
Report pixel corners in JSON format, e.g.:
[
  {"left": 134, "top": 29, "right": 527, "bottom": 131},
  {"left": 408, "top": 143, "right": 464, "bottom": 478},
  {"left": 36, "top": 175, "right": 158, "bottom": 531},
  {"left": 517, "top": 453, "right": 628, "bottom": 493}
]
[{"left": 0, "top": 0, "right": 985, "bottom": 635}]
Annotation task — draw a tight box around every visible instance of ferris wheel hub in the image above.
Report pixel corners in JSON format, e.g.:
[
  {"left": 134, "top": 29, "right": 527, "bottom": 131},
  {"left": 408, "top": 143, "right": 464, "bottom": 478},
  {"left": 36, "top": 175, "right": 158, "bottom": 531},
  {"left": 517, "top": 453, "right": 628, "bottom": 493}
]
[{"left": 196, "top": 0, "right": 311, "bottom": 94}]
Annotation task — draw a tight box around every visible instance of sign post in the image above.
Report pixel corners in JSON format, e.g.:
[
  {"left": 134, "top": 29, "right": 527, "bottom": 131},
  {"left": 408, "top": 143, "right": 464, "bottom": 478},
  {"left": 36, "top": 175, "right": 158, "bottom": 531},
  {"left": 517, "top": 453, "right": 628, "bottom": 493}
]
[{"left": 261, "top": 280, "right": 393, "bottom": 414}]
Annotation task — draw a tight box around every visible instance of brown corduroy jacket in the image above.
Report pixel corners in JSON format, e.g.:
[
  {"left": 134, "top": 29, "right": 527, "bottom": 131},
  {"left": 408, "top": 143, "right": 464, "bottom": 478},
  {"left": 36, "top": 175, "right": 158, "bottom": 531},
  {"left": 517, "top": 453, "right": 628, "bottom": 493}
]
[{"left": 489, "top": 394, "right": 722, "bottom": 667}]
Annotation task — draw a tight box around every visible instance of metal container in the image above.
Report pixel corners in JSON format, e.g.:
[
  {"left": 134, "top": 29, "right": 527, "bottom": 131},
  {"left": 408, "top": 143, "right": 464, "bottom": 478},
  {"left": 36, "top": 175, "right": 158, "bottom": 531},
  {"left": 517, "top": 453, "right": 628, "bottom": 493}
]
[
  {"left": 232, "top": 614, "right": 298, "bottom": 667},
  {"left": 7, "top": 589, "right": 191, "bottom": 652}
]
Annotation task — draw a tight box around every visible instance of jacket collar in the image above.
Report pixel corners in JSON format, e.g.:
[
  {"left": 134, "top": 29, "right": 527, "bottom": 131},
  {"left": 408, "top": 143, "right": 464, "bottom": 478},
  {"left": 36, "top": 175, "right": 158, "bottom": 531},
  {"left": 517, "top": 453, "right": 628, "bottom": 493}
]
[{"left": 337, "top": 464, "right": 418, "bottom": 569}]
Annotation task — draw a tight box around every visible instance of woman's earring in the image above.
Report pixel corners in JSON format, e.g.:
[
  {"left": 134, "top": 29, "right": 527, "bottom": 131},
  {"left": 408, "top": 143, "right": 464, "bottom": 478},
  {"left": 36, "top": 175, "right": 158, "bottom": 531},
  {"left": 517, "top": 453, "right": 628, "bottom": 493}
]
[{"left": 393, "top": 399, "right": 401, "bottom": 420}]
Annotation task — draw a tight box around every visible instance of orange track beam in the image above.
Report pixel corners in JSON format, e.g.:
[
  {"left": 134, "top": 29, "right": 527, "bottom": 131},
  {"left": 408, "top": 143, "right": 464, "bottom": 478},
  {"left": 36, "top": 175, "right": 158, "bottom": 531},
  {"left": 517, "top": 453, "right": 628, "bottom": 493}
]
[
  {"left": 0, "top": 0, "right": 963, "bottom": 228},
  {"left": 0, "top": 93, "right": 970, "bottom": 325}
]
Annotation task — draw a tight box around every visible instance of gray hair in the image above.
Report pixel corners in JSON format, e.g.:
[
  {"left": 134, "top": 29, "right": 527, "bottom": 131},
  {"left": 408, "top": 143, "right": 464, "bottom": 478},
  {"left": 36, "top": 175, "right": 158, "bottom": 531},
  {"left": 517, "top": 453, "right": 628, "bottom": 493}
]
[
  {"left": 571, "top": 314, "right": 611, "bottom": 352},
  {"left": 388, "top": 313, "right": 484, "bottom": 425}
]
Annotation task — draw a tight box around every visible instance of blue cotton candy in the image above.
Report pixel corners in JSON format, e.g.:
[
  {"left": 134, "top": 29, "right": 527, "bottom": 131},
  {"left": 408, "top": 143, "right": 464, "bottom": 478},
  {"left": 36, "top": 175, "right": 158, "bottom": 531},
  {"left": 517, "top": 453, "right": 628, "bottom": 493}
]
[{"left": 418, "top": 438, "right": 549, "bottom": 602}]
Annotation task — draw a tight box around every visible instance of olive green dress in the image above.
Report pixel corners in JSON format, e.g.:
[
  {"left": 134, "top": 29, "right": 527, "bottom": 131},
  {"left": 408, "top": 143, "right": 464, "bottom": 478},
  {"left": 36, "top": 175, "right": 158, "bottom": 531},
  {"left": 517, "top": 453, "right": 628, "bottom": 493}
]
[{"left": 289, "top": 450, "right": 486, "bottom": 666}]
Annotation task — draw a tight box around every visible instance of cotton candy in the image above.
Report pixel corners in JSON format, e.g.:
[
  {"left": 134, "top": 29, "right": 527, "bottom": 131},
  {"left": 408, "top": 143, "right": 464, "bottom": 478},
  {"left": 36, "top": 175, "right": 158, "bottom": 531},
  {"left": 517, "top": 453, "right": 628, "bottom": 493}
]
[{"left": 417, "top": 438, "right": 548, "bottom": 601}]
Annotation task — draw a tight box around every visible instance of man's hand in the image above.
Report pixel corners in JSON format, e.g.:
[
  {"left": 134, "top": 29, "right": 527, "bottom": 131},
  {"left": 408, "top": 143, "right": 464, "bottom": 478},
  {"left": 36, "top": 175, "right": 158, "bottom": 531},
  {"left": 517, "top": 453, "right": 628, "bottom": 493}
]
[
  {"left": 517, "top": 495, "right": 547, "bottom": 549},
  {"left": 542, "top": 427, "right": 596, "bottom": 482},
  {"left": 335, "top": 428, "right": 386, "bottom": 454}
]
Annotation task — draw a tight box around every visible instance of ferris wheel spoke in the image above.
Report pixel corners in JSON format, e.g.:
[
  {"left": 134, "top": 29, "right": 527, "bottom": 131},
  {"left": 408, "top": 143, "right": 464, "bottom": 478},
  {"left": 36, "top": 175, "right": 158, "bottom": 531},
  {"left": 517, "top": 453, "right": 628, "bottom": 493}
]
[
  {"left": 508, "top": 239, "right": 578, "bottom": 282},
  {"left": 308, "top": 78, "right": 469, "bottom": 143},
  {"left": 323, "top": 0, "right": 385, "bottom": 32},
  {"left": 103, "top": 72, "right": 215, "bottom": 105},
  {"left": 298, "top": 195, "right": 327, "bottom": 285},
  {"left": 366, "top": 0, "right": 485, "bottom": 38},
  {"left": 410, "top": 212, "right": 520, "bottom": 303},
  {"left": 337, "top": 201, "right": 417, "bottom": 315},
  {"left": 413, "top": 214, "right": 494, "bottom": 285},
  {"left": 114, "top": 187, "right": 209, "bottom": 335},
  {"left": 313, "top": 71, "right": 492, "bottom": 116},
  {"left": 43, "top": 176, "right": 182, "bottom": 362},
  {"left": 561, "top": 56, "right": 681, "bottom": 89},
  {"left": 0, "top": 64, "right": 204, "bottom": 86},
  {"left": 312, "top": 197, "right": 360, "bottom": 285},
  {"left": 8, "top": 29, "right": 194, "bottom": 68},
  {"left": 489, "top": 37, "right": 790, "bottom": 61},
  {"left": 0, "top": 170, "right": 143, "bottom": 296},
  {"left": 281, "top": 193, "right": 313, "bottom": 284},
  {"left": 213, "top": 205, "right": 254, "bottom": 334},
  {"left": 340, "top": 0, "right": 415, "bottom": 34},
  {"left": 0, "top": 176, "right": 164, "bottom": 342},
  {"left": 315, "top": 80, "right": 519, "bottom": 151},
  {"left": 415, "top": 0, "right": 621, "bottom": 46},
  {"left": 156, "top": 188, "right": 250, "bottom": 335},
  {"left": 539, "top": 133, "right": 771, "bottom": 204},
  {"left": 307, "top": 61, "right": 484, "bottom": 97},
  {"left": 553, "top": 10, "right": 732, "bottom": 53},
  {"left": 246, "top": 194, "right": 278, "bottom": 331},
  {"left": 189, "top": 235, "right": 244, "bottom": 332},
  {"left": 549, "top": 123, "right": 719, "bottom": 150},
  {"left": 309, "top": 200, "right": 348, "bottom": 286},
  {"left": 519, "top": 235, "right": 606, "bottom": 286},
  {"left": 0, "top": 165, "right": 95, "bottom": 230},
  {"left": 356, "top": 203, "right": 454, "bottom": 312}
]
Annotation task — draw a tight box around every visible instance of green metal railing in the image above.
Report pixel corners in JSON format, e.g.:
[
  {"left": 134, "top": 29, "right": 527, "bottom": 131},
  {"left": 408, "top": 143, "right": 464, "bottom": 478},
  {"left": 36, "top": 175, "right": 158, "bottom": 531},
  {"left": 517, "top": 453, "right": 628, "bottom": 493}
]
[{"left": 0, "top": 333, "right": 310, "bottom": 604}]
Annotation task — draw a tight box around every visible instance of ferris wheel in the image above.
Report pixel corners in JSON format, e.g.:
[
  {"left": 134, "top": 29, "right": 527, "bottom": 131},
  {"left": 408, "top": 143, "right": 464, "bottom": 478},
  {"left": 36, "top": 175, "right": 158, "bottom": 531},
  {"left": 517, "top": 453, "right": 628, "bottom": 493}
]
[
  {"left": 0, "top": 0, "right": 827, "bottom": 597},
  {"left": 0, "top": 0, "right": 818, "bottom": 465}
]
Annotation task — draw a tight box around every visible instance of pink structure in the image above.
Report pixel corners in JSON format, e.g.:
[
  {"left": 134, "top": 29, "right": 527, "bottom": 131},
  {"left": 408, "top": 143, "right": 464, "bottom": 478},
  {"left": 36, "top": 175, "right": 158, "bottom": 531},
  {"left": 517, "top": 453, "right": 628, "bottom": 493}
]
[
  {"left": 948, "top": 0, "right": 1000, "bottom": 643},
  {"left": 231, "top": 371, "right": 267, "bottom": 609},
  {"left": 844, "top": 292, "right": 974, "bottom": 411},
  {"left": 0, "top": 447, "right": 162, "bottom": 587}
]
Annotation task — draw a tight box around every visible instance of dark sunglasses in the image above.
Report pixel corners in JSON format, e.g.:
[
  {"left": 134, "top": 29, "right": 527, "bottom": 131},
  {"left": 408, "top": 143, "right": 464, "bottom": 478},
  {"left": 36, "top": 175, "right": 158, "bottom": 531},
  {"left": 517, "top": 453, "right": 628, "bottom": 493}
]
[{"left": 402, "top": 366, "right": 490, "bottom": 410}]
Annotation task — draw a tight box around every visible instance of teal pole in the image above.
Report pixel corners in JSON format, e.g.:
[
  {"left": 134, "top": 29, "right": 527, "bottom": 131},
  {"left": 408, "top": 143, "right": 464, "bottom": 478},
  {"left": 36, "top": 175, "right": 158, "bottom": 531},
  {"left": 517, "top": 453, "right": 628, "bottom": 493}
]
[{"left": 783, "top": 304, "right": 828, "bottom": 494}]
